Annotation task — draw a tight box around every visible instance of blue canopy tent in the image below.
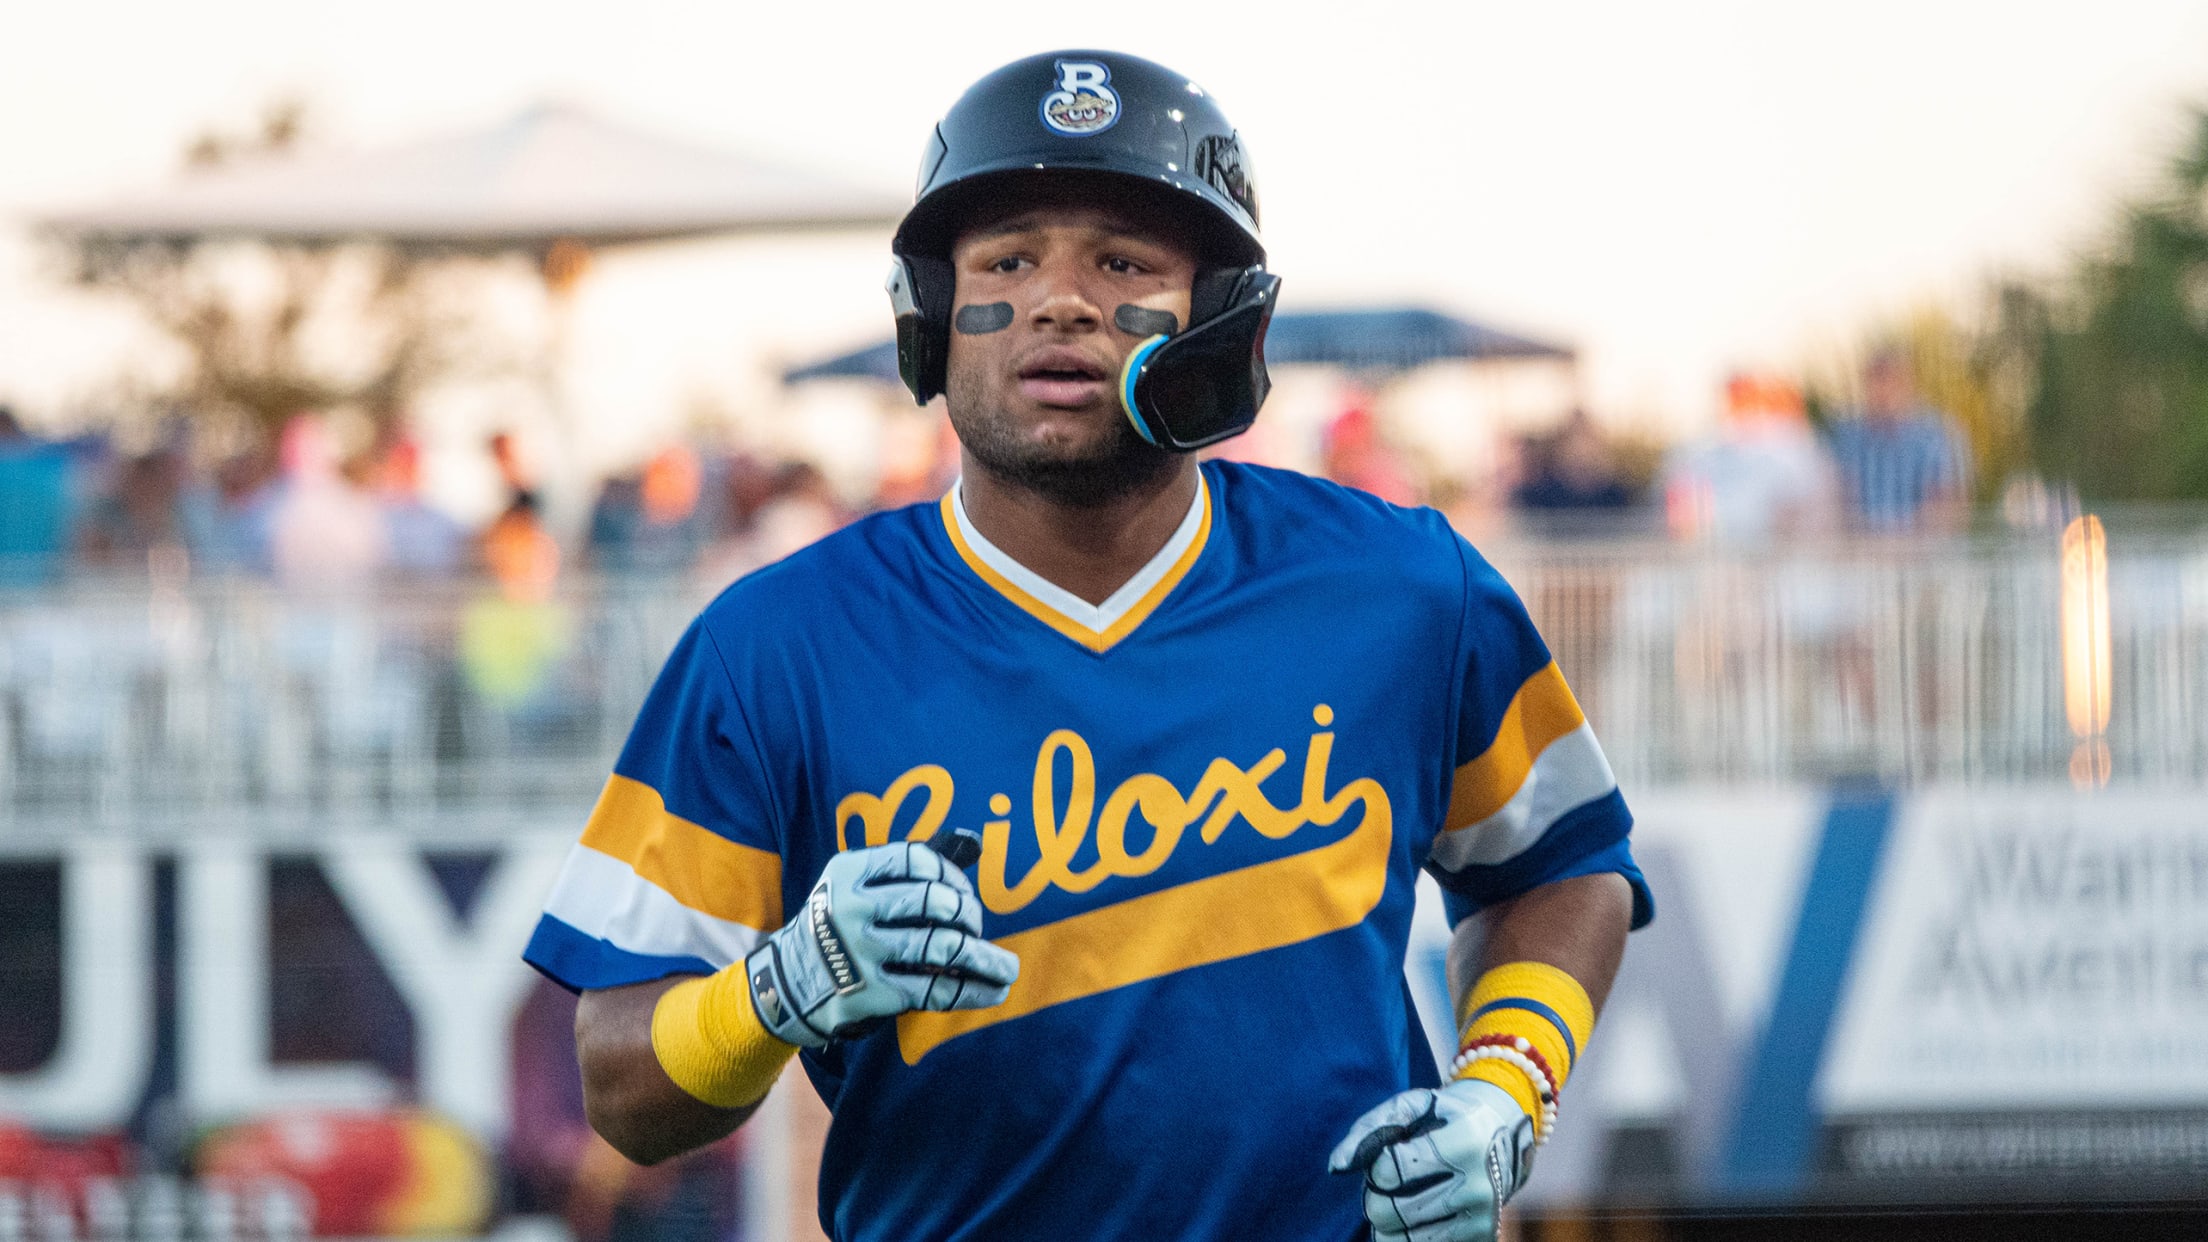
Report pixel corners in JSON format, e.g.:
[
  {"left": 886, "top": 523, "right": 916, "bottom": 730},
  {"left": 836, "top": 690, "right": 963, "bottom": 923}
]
[
  {"left": 1262, "top": 307, "right": 1571, "bottom": 369},
  {"left": 784, "top": 340, "right": 904, "bottom": 385},
  {"left": 781, "top": 306, "right": 1572, "bottom": 386}
]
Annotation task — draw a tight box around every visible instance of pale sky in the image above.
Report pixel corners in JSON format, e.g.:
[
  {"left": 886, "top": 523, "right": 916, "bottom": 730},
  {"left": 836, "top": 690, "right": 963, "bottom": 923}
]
[{"left": 6, "top": 0, "right": 2208, "bottom": 454}]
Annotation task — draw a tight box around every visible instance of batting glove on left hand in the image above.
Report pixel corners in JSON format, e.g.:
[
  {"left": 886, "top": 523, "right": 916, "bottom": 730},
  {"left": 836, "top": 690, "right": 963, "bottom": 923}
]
[{"left": 1327, "top": 1078, "right": 1536, "bottom": 1242}]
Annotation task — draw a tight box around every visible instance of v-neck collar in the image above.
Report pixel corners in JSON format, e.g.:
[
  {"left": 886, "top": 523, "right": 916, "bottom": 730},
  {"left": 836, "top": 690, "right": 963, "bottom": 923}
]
[{"left": 938, "top": 470, "right": 1212, "bottom": 653}]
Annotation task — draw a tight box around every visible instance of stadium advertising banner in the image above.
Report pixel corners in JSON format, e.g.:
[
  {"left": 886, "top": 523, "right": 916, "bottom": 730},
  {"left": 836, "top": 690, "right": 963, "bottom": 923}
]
[
  {"left": 1464, "top": 786, "right": 2208, "bottom": 1210},
  {"left": 1, "top": 786, "right": 2204, "bottom": 1236}
]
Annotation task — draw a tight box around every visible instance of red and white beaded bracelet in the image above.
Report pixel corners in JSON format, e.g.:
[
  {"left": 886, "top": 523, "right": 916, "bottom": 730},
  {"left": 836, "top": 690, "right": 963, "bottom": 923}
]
[{"left": 1449, "top": 1035, "right": 1560, "bottom": 1144}]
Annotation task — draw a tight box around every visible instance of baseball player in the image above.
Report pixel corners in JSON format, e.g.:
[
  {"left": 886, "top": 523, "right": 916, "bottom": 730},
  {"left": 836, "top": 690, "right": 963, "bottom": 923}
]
[{"left": 525, "top": 50, "right": 1651, "bottom": 1242}]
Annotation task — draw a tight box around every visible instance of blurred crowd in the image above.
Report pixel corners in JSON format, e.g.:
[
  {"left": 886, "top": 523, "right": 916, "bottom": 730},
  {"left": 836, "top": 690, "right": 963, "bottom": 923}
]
[
  {"left": 0, "top": 348, "right": 1981, "bottom": 595},
  {"left": 1504, "top": 348, "right": 1973, "bottom": 543},
  {"left": 0, "top": 408, "right": 859, "bottom": 596}
]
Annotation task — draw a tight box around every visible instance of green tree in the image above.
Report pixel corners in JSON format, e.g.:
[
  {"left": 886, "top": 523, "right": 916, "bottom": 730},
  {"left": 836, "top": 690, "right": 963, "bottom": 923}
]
[{"left": 2007, "top": 104, "right": 2208, "bottom": 502}]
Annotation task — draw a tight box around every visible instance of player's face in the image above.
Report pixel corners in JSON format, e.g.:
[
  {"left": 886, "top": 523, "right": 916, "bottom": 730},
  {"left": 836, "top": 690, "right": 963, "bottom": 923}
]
[{"left": 944, "top": 200, "right": 1198, "bottom": 503}]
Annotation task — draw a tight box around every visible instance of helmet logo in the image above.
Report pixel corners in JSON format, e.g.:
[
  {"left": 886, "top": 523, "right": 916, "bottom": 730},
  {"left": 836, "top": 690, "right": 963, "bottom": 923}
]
[{"left": 1040, "top": 60, "right": 1119, "bottom": 136}]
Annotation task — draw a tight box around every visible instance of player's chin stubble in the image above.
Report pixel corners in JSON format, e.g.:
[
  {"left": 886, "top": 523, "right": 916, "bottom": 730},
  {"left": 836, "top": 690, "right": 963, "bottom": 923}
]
[{"left": 945, "top": 370, "right": 1177, "bottom": 509}]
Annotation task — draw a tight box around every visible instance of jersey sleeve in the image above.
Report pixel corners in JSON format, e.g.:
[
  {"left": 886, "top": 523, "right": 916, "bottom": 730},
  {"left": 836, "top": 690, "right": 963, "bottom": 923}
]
[
  {"left": 1425, "top": 538, "right": 1654, "bottom": 930},
  {"left": 524, "top": 619, "right": 786, "bottom": 992}
]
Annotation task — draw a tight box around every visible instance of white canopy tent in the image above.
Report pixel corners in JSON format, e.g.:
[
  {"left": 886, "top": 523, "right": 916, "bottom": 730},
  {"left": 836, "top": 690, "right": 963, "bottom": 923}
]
[
  {"left": 40, "top": 101, "right": 906, "bottom": 249},
  {"left": 34, "top": 103, "right": 910, "bottom": 521}
]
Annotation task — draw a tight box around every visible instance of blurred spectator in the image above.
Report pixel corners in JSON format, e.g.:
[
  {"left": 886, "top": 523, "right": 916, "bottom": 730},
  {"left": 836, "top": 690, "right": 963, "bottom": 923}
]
[
  {"left": 488, "top": 429, "right": 541, "bottom": 513},
  {"left": 724, "top": 451, "right": 778, "bottom": 529},
  {"left": 1661, "top": 375, "right": 1836, "bottom": 543},
  {"left": 752, "top": 461, "right": 846, "bottom": 565},
  {"left": 268, "top": 416, "right": 389, "bottom": 586},
  {"left": 462, "top": 494, "right": 573, "bottom": 710},
  {"left": 1320, "top": 401, "right": 1419, "bottom": 506},
  {"left": 370, "top": 436, "right": 466, "bottom": 574},
  {"left": 1512, "top": 409, "right": 1638, "bottom": 534},
  {"left": 691, "top": 457, "right": 851, "bottom": 585},
  {"left": 77, "top": 441, "right": 199, "bottom": 568},
  {"left": 586, "top": 472, "right": 646, "bottom": 563},
  {"left": 871, "top": 407, "right": 957, "bottom": 511},
  {"left": 199, "top": 447, "right": 283, "bottom": 575},
  {"left": 588, "top": 444, "right": 717, "bottom": 574},
  {"left": 1825, "top": 348, "right": 1972, "bottom": 534},
  {"left": 0, "top": 405, "right": 74, "bottom": 585},
  {"left": 691, "top": 453, "right": 773, "bottom": 583}
]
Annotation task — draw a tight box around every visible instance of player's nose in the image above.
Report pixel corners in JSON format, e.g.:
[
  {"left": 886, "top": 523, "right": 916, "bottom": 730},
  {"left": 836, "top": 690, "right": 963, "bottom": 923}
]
[{"left": 1026, "top": 256, "right": 1103, "bottom": 333}]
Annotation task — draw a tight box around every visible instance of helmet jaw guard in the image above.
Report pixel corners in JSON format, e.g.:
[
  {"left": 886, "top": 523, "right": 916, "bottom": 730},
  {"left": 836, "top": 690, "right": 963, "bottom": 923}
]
[
  {"left": 1119, "top": 267, "right": 1279, "bottom": 451},
  {"left": 889, "top": 51, "right": 1278, "bottom": 452}
]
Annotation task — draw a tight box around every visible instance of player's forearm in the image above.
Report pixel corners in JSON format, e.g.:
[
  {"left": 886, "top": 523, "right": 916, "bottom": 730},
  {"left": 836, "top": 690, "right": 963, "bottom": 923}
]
[
  {"left": 575, "top": 978, "right": 758, "bottom": 1165},
  {"left": 1333, "top": 873, "right": 1635, "bottom": 1229},
  {"left": 1437, "top": 871, "right": 1632, "bottom": 1143},
  {"left": 1446, "top": 871, "right": 1633, "bottom": 1013}
]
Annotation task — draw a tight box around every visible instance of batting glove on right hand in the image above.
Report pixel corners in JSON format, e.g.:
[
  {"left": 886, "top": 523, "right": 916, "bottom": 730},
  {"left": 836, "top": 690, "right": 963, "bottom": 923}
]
[
  {"left": 745, "top": 838, "right": 1018, "bottom": 1049},
  {"left": 1327, "top": 1078, "right": 1536, "bottom": 1242}
]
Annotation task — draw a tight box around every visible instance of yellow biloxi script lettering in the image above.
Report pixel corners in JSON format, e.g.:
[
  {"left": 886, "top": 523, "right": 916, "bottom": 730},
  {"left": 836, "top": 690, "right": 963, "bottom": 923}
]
[
  {"left": 841, "top": 706, "right": 1387, "bottom": 916},
  {"left": 835, "top": 764, "right": 952, "bottom": 852},
  {"left": 889, "top": 702, "right": 1395, "bottom": 1063}
]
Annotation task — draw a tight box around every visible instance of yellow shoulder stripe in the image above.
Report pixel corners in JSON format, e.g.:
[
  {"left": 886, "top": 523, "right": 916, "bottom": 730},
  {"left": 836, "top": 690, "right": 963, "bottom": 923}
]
[
  {"left": 938, "top": 489, "right": 1211, "bottom": 654},
  {"left": 1444, "top": 662, "right": 1587, "bottom": 832},
  {"left": 581, "top": 774, "right": 784, "bottom": 931}
]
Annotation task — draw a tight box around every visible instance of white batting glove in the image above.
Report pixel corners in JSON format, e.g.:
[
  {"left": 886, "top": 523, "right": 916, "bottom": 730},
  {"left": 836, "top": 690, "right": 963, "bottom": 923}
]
[
  {"left": 1327, "top": 1079, "right": 1537, "bottom": 1242},
  {"left": 744, "top": 837, "right": 1018, "bottom": 1049}
]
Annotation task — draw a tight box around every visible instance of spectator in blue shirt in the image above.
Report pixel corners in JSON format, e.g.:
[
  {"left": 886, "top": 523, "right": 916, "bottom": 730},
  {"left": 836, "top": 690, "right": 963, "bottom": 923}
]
[
  {"left": 0, "top": 406, "right": 74, "bottom": 586},
  {"left": 1826, "top": 349, "right": 1972, "bottom": 533}
]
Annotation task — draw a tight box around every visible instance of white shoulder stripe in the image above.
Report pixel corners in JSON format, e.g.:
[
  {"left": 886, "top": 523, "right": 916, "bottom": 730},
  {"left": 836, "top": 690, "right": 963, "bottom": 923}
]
[
  {"left": 1429, "top": 723, "right": 1618, "bottom": 872},
  {"left": 542, "top": 844, "right": 766, "bottom": 970}
]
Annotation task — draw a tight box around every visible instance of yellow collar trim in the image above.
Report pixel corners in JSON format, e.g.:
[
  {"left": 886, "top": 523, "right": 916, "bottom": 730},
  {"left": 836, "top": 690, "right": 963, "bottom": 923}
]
[{"left": 938, "top": 475, "right": 1212, "bottom": 653}]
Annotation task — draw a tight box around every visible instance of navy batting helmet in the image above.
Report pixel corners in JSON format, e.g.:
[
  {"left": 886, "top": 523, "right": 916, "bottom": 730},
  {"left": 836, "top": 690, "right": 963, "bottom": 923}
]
[{"left": 886, "top": 51, "right": 1279, "bottom": 451}]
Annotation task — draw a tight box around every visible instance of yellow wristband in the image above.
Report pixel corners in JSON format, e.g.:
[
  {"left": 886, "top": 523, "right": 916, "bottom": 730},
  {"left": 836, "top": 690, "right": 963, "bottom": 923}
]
[
  {"left": 1452, "top": 962, "right": 1596, "bottom": 1119},
  {"left": 1459, "top": 1060, "right": 1546, "bottom": 1122},
  {"left": 650, "top": 968, "right": 799, "bottom": 1109}
]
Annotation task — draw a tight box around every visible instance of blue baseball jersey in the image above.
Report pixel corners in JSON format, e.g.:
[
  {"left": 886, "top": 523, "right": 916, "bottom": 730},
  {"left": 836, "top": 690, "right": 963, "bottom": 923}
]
[{"left": 525, "top": 460, "right": 1651, "bottom": 1242}]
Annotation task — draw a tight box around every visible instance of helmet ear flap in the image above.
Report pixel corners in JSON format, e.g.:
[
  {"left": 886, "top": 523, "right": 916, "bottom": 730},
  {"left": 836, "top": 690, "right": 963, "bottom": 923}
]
[
  {"left": 1189, "top": 264, "right": 1249, "bottom": 325},
  {"left": 888, "top": 255, "right": 955, "bottom": 404}
]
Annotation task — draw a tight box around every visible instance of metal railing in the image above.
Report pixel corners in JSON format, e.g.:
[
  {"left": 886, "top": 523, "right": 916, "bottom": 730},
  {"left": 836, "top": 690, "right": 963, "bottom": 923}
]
[
  {"left": 1491, "top": 524, "right": 2208, "bottom": 788},
  {"left": 2, "top": 526, "right": 2203, "bottom": 836},
  {"left": 0, "top": 574, "right": 709, "bottom": 837}
]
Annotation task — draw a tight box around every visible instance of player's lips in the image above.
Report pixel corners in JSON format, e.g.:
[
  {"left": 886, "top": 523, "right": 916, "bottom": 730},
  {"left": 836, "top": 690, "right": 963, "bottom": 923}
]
[{"left": 1014, "top": 347, "right": 1112, "bottom": 407}]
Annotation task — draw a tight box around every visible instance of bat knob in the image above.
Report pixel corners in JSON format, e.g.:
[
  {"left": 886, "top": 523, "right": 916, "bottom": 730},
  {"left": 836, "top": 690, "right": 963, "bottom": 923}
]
[{"left": 928, "top": 829, "right": 983, "bottom": 870}]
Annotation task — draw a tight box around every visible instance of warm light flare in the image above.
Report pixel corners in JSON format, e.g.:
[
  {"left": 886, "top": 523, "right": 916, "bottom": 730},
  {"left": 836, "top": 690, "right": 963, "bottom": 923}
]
[{"left": 2060, "top": 514, "right": 2111, "bottom": 786}]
